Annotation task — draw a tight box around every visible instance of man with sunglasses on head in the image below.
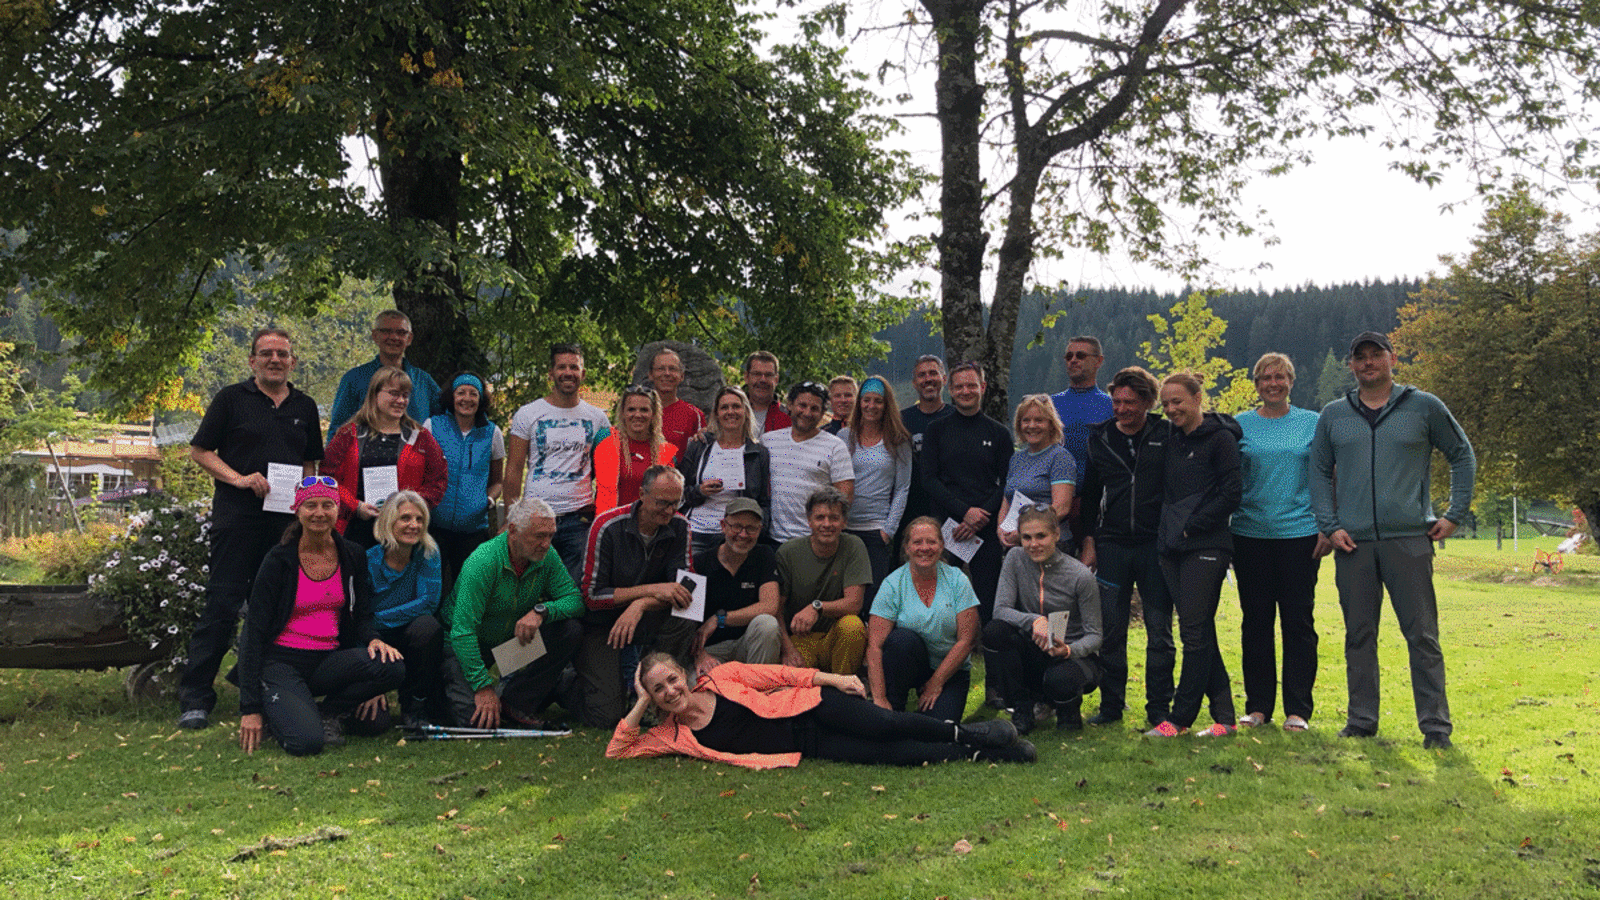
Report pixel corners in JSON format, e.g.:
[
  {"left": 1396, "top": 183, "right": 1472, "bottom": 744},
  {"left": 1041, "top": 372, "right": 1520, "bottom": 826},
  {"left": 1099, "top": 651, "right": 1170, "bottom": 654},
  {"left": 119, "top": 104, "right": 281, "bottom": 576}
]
[
  {"left": 763, "top": 381, "right": 855, "bottom": 543},
  {"left": 504, "top": 343, "right": 611, "bottom": 582},
  {"left": 177, "top": 327, "right": 325, "bottom": 731},
  {"left": 328, "top": 309, "right": 441, "bottom": 431}
]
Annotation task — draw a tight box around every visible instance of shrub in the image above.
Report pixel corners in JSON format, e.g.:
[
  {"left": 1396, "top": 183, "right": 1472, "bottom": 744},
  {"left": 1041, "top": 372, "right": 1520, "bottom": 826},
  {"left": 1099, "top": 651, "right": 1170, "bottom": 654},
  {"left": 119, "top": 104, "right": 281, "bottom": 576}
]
[
  {"left": 1, "top": 522, "right": 122, "bottom": 584},
  {"left": 87, "top": 495, "right": 210, "bottom": 673}
]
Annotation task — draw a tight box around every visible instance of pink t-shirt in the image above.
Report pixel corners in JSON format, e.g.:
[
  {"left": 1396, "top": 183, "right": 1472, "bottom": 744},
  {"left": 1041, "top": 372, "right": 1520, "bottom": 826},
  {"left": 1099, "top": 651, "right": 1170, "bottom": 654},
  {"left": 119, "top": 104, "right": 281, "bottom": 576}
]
[{"left": 276, "top": 564, "right": 344, "bottom": 651}]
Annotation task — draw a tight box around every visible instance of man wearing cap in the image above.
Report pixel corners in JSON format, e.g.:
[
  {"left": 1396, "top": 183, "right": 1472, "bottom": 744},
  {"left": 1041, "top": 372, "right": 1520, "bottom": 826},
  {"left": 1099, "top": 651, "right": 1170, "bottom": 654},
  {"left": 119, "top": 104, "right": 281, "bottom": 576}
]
[
  {"left": 691, "top": 497, "right": 783, "bottom": 668},
  {"left": 1311, "top": 331, "right": 1475, "bottom": 750},
  {"left": 763, "top": 381, "right": 855, "bottom": 542},
  {"left": 328, "top": 310, "right": 441, "bottom": 431},
  {"left": 441, "top": 497, "right": 585, "bottom": 729},
  {"left": 177, "top": 327, "right": 324, "bottom": 731}
]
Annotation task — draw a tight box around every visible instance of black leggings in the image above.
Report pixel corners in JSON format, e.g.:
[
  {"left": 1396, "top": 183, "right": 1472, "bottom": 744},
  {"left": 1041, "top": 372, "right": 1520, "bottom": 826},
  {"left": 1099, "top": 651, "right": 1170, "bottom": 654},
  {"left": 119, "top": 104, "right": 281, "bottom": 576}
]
[
  {"left": 1161, "top": 550, "right": 1236, "bottom": 729},
  {"left": 260, "top": 646, "right": 405, "bottom": 756},
  {"left": 794, "top": 688, "right": 973, "bottom": 766}
]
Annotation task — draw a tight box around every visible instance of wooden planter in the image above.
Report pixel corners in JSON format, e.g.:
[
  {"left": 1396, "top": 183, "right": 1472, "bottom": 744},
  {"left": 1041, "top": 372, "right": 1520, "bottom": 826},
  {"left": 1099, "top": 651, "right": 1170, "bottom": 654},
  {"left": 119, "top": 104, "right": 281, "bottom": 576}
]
[{"left": 0, "top": 584, "right": 172, "bottom": 699}]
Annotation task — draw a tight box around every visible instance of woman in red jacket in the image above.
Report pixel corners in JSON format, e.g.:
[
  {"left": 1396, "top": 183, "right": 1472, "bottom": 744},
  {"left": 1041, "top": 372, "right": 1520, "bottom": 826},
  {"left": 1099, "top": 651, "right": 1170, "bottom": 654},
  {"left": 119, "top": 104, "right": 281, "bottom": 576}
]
[
  {"left": 607, "top": 653, "right": 1035, "bottom": 769},
  {"left": 323, "top": 366, "right": 448, "bottom": 548}
]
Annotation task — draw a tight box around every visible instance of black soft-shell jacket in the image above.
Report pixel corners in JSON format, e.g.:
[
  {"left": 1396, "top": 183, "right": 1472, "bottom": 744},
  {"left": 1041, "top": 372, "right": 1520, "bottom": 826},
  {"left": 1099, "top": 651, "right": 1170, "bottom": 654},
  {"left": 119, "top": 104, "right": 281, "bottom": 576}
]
[
  {"left": 1079, "top": 414, "right": 1167, "bottom": 545},
  {"left": 1158, "top": 412, "right": 1243, "bottom": 556},
  {"left": 235, "top": 535, "right": 378, "bottom": 716}
]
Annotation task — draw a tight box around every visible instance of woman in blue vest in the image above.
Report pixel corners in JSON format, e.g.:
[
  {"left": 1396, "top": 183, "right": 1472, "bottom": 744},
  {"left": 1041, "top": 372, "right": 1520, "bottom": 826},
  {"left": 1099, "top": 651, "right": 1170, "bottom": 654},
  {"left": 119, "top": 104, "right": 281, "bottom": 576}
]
[{"left": 425, "top": 372, "right": 505, "bottom": 588}]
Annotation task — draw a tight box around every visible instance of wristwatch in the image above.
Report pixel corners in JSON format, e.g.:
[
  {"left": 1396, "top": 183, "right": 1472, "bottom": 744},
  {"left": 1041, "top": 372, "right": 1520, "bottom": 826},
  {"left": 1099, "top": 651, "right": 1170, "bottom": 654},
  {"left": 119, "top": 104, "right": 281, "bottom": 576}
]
[
  {"left": 811, "top": 600, "right": 824, "bottom": 612},
  {"left": 533, "top": 603, "right": 548, "bottom": 618},
  {"left": 717, "top": 610, "right": 728, "bottom": 628}
]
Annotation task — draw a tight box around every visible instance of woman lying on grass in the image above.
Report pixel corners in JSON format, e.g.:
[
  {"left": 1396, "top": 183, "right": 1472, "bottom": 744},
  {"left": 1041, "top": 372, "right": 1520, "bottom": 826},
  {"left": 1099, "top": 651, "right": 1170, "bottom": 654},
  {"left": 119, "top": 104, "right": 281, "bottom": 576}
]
[{"left": 606, "top": 652, "right": 1036, "bottom": 769}]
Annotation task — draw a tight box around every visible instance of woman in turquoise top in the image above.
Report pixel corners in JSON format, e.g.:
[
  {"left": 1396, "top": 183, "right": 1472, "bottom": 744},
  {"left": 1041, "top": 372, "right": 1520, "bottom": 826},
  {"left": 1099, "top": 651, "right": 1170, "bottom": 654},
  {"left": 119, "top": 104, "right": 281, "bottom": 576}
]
[
  {"left": 1231, "top": 353, "right": 1332, "bottom": 732},
  {"left": 866, "top": 517, "right": 981, "bottom": 722},
  {"left": 358, "top": 490, "right": 446, "bottom": 730}
]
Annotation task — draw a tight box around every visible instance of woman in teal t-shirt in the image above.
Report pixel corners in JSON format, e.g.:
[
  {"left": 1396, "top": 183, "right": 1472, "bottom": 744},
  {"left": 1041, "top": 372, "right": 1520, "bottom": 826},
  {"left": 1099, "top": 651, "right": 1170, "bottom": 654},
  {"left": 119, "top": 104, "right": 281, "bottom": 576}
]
[{"left": 1231, "top": 353, "right": 1332, "bottom": 733}]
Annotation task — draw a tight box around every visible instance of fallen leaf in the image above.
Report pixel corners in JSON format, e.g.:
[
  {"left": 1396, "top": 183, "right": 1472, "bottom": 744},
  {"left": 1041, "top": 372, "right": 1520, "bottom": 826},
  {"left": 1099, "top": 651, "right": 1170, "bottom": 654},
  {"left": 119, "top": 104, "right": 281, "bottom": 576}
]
[
  {"left": 952, "top": 839, "right": 973, "bottom": 854},
  {"left": 872, "top": 785, "right": 886, "bottom": 792},
  {"left": 720, "top": 789, "right": 737, "bottom": 798}
]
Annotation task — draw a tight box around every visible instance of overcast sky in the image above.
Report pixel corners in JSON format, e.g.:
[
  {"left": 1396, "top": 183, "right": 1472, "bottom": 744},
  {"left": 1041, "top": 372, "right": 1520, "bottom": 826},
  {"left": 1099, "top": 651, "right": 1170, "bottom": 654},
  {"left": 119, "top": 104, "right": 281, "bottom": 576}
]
[{"left": 821, "top": 5, "right": 1600, "bottom": 298}]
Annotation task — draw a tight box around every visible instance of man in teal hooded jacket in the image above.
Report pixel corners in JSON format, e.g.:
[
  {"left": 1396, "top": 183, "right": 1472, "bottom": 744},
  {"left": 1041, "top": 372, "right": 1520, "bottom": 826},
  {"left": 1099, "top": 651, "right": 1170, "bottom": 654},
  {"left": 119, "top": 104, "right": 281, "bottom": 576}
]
[{"left": 1311, "top": 331, "right": 1475, "bottom": 751}]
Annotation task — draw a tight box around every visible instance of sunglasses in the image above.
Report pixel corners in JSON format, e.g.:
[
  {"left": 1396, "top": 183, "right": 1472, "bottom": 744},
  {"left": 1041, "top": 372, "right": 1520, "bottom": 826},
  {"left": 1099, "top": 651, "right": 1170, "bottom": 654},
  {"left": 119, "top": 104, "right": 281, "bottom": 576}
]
[{"left": 299, "top": 475, "right": 338, "bottom": 489}]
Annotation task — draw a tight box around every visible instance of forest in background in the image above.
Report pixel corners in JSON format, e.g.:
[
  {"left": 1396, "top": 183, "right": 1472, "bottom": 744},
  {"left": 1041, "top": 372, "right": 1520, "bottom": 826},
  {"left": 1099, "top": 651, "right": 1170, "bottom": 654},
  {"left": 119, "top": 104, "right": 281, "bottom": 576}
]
[{"left": 868, "top": 278, "right": 1419, "bottom": 410}]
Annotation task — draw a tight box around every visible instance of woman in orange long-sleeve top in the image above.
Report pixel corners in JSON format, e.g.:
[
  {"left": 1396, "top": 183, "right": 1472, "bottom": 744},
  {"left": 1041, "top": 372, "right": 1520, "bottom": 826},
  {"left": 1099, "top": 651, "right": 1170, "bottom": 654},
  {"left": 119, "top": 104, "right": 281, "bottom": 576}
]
[
  {"left": 607, "top": 653, "right": 1036, "bottom": 769},
  {"left": 593, "top": 385, "right": 677, "bottom": 513}
]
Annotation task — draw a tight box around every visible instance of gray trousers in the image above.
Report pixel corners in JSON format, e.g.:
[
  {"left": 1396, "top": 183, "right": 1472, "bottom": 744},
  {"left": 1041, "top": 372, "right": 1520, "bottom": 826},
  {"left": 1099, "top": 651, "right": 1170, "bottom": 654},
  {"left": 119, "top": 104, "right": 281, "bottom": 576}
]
[
  {"left": 1334, "top": 536, "right": 1451, "bottom": 736},
  {"left": 703, "top": 614, "right": 783, "bottom": 665}
]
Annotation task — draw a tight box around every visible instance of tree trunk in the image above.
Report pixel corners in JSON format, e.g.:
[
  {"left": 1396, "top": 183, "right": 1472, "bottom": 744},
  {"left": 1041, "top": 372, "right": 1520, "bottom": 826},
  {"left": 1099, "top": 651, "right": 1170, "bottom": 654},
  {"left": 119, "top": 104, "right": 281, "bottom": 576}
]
[
  {"left": 373, "top": 5, "right": 487, "bottom": 383},
  {"left": 922, "top": 0, "right": 991, "bottom": 378},
  {"left": 986, "top": 150, "right": 1045, "bottom": 419}
]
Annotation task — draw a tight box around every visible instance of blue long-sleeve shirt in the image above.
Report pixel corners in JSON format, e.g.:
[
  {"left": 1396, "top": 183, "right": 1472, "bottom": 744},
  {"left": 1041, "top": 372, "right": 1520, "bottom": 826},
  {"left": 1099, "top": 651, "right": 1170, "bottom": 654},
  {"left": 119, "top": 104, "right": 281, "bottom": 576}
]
[
  {"left": 329, "top": 356, "right": 442, "bottom": 432},
  {"left": 367, "top": 544, "right": 444, "bottom": 630}
]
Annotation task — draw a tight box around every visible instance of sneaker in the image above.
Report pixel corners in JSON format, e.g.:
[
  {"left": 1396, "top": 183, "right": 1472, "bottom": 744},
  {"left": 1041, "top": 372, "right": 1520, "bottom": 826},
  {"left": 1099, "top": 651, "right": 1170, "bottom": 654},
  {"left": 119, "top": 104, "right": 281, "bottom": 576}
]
[
  {"left": 321, "top": 714, "right": 346, "bottom": 749},
  {"left": 1195, "top": 723, "right": 1237, "bottom": 737},
  {"left": 501, "top": 701, "right": 549, "bottom": 729},
  {"left": 1010, "top": 704, "right": 1036, "bottom": 735},
  {"left": 177, "top": 709, "right": 210, "bottom": 731},
  {"left": 976, "top": 739, "right": 1038, "bottom": 764},
  {"left": 1087, "top": 712, "right": 1123, "bottom": 727},
  {"left": 1422, "top": 732, "right": 1454, "bottom": 750},
  {"left": 1143, "top": 721, "right": 1186, "bottom": 738},
  {"left": 958, "top": 719, "right": 1020, "bottom": 749},
  {"left": 1055, "top": 704, "right": 1084, "bottom": 732},
  {"left": 1338, "top": 724, "right": 1377, "bottom": 739}
]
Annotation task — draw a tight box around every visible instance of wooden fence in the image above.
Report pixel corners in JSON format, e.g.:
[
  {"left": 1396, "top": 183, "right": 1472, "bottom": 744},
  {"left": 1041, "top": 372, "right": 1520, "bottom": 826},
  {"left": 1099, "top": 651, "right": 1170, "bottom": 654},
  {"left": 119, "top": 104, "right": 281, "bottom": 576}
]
[{"left": 0, "top": 491, "right": 79, "bottom": 540}]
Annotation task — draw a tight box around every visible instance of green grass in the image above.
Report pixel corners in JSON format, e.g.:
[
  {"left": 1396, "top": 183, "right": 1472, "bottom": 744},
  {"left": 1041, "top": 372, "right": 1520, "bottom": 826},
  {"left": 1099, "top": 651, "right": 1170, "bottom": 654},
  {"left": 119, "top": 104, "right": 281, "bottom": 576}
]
[{"left": 2, "top": 536, "right": 1597, "bottom": 899}]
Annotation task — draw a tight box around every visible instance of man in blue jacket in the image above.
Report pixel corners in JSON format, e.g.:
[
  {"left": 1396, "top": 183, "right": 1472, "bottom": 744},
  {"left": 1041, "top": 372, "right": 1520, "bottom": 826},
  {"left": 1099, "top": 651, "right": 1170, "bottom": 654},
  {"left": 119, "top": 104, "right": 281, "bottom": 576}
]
[
  {"left": 1311, "top": 331, "right": 1475, "bottom": 750},
  {"left": 328, "top": 310, "right": 441, "bottom": 430}
]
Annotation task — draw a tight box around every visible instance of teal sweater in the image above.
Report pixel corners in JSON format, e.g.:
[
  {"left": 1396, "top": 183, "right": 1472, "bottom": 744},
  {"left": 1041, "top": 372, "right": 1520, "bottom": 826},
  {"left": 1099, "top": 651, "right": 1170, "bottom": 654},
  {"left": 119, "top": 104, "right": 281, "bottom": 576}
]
[{"left": 1310, "top": 385, "right": 1475, "bottom": 541}]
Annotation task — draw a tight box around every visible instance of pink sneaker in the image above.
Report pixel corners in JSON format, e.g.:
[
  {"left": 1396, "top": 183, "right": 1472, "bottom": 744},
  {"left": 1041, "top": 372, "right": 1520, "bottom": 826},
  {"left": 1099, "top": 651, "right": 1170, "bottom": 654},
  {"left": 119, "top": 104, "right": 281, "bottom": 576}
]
[{"left": 1195, "top": 723, "right": 1238, "bottom": 737}]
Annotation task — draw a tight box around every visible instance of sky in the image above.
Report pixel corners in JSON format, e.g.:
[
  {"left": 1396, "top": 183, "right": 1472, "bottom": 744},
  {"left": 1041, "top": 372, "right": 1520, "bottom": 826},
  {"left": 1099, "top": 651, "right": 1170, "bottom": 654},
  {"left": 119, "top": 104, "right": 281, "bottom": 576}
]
[{"left": 817, "top": 3, "right": 1600, "bottom": 299}]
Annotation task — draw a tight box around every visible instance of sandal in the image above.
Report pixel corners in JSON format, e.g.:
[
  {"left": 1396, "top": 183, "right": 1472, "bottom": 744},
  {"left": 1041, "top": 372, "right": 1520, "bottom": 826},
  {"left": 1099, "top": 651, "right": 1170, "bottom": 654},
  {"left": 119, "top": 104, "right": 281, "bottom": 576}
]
[
  {"left": 1239, "top": 712, "right": 1268, "bottom": 728},
  {"left": 1283, "top": 716, "right": 1309, "bottom": 732},
  {"left": 1195, "top": 723, "right": 1238, "bottom": 737}
]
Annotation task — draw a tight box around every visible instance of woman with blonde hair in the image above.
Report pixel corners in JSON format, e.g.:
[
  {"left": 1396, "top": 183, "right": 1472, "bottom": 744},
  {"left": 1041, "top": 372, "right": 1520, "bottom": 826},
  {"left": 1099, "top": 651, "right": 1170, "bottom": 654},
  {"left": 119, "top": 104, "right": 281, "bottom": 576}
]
[
  {"left": 1145, "top": 372, "right": 1242, "bottom": 738},
  {"left": 996, "top": 394, "right": 1077, "bottom": 552},
  {"left": 1232, "top": 353, "right": 1329, "bottom": 732},
  {"left": 678, "top": 385, "right": 771, "bottom": 556},
  {"left": 594, "top": 384, "right": 677, "bottom": 513},
  {"left": 323, "top": 366, "right": 448, "bottom": 548},
  {"left": 358, "top": 490, "right": 447, "bottom": 730}
]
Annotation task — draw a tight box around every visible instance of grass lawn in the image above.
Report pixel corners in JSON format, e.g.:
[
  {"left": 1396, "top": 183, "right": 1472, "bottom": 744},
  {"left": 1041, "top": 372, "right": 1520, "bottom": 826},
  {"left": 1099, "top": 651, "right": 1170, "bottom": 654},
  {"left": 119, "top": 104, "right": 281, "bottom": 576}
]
[{"left": 2, "top": 537, "right": 1596, "bottom": 899}]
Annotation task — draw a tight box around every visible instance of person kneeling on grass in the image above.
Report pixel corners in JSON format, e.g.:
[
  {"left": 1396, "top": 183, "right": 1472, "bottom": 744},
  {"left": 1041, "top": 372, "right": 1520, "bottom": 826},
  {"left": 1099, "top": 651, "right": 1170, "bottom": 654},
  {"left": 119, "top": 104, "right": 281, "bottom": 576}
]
[
  {"left": 237, "top": 476, "right": 405, "bottom": 756},
  {"left": 607, "top": 652, "right": 1036, "bottom": 769}
]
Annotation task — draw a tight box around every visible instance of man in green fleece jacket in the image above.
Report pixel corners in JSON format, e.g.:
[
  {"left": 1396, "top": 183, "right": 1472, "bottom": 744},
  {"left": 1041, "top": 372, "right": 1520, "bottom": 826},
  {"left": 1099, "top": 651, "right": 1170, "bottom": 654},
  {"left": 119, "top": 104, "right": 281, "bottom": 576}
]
[
  {"left": 1311, "top": 331, "right": 1475, "bottom": 751},
  {"left": 440, "top": 497, "right": 584, "bottom": 729}
]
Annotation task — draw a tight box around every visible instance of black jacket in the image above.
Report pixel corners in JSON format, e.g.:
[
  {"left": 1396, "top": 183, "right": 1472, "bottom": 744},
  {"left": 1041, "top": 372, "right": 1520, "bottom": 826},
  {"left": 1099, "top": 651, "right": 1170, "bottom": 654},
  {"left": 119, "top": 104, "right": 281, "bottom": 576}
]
[
  {"left": 236, "top": 535, "right": 378, "bottom": 715},
  {"left": 1158, "top": 412, "right": 1243, "bottom": 556},
  {"left": 676, "top": 438, "right": 771, "bottom": 526},
  {"left": 1080, "top": 414, "right": 1167, "bottom": 545}
]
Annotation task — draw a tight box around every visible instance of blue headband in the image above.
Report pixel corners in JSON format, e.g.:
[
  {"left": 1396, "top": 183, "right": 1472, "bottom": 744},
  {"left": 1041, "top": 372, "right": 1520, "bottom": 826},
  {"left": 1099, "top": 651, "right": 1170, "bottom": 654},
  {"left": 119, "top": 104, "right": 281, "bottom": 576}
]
[
  {"left": 452, "top": 374, "right": 484, "bottom": 394},
  {"left": 860, "top": 377, "right": 886, "bottom": 396}
]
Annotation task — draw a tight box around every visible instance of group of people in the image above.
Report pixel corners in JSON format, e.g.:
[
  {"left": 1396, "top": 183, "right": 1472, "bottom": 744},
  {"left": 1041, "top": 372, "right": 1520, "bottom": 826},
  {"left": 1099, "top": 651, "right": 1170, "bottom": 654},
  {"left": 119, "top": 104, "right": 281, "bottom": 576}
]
[{"left": 176, "top": 311, "right": 1475, "bottom": 766}]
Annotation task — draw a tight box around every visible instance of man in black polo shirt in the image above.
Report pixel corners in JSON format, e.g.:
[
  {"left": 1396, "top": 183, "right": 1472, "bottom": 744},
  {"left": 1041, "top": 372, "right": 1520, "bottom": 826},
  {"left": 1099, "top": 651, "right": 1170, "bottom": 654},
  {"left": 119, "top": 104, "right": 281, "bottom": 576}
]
[
  {"left": 691, "top": 498, "right": 782, "bottom": 668},
  {"left": 177, "top": 328, "right": 324, "bottom": 730}
]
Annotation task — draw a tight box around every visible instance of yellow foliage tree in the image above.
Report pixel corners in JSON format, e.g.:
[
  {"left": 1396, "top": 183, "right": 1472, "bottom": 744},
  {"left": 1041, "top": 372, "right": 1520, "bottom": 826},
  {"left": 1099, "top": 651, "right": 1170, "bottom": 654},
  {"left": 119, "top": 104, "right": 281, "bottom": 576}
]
[{"left": 1138, "top": 294, "right": 1254, "bottom": 414}]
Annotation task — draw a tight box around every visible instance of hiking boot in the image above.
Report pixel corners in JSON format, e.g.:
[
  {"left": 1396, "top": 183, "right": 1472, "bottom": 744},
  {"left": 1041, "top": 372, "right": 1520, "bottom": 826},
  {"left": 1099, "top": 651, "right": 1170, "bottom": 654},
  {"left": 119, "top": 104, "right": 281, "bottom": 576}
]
[
  {"left": 957, "top": 719, "right": 1020, "bottom": 749},
  {"left": 177, "top": 709, "right": 210, "bottom": 731},
  {"left": 321, "top": 714, "right": 346, "bottom": 749},
  {"left": 1087, "top": 711, "right": 1122, "bottom": 727},
  {"left": 1010, "top": 703, "right": 1036, "bottom": 735},
  {"left": 1338, "top": 724, "right": 1376, "bottom": 739},
  {"left": 976, "top": 739, "right": 1038, "bottom": 764},
  {"left": 1055, "top": 705, "right": 1084, "bottom": 732}
]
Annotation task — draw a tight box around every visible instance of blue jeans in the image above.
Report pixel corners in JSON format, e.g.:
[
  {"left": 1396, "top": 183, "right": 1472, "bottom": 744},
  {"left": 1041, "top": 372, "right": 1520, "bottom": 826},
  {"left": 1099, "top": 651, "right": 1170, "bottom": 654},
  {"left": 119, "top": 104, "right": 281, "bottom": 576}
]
[{"left": 552, "top": 510, "right": 593, "bottom": 583}]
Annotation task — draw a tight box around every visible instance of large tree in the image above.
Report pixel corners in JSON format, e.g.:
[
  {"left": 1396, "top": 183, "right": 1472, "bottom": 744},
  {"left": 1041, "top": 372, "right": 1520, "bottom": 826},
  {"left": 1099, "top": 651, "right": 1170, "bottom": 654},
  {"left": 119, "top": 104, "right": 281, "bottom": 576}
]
[
  {"left": 903, "top": 0, "right": 1600, "bottom": 416},
  {"left": 1392, "top": 189, "right": 1600, "bottom": 535},
  {"left": 1, "top": 0, "right": 921, "bottom": 412}
]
